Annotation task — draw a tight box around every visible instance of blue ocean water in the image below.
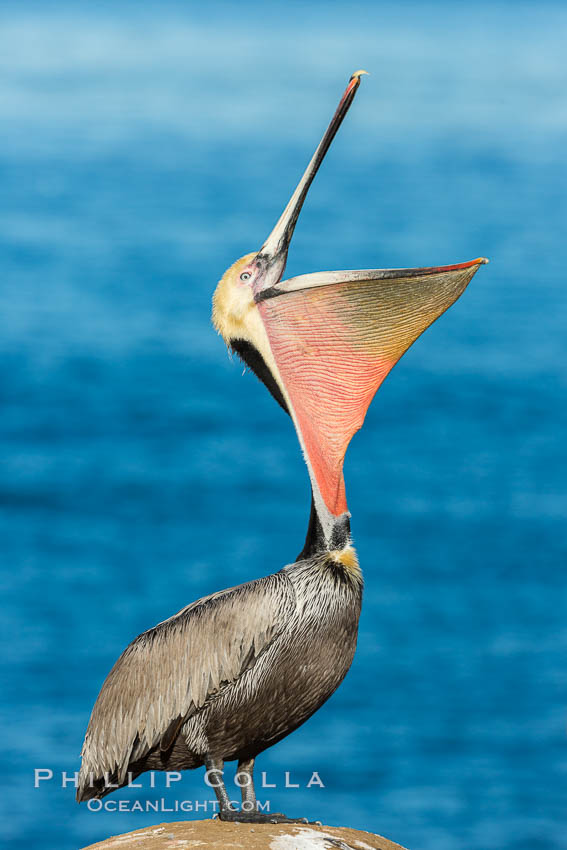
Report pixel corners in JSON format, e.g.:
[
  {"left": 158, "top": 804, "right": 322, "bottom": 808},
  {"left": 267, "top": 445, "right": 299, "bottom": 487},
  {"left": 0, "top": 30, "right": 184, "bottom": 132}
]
[{"left": 1, "top": 2, "right": 566, "bottom": 848}]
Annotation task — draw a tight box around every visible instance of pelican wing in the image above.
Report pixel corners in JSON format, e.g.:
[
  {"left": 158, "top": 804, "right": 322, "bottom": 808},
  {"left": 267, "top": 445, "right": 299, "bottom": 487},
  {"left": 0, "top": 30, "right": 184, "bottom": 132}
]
[{"left": 78, "top": 571, "right": 295, "bottom": 789}]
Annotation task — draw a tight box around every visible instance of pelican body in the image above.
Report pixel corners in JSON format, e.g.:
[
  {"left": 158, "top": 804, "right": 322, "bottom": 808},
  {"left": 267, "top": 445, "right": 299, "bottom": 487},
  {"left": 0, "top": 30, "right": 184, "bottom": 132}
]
[{"left": 77, "top": 72, "right": 486, "bottom": 822}]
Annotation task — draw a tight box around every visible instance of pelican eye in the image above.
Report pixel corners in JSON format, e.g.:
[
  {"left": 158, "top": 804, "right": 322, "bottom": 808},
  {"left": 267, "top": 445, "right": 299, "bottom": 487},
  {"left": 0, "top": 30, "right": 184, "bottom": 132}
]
[{"left": 240, "top": 271, "right": 252, "bottom": 281}]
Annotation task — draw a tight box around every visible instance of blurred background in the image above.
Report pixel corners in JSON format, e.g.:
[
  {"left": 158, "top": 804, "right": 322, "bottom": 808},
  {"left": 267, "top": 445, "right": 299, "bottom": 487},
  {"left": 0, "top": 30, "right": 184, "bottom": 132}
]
[{"left": 1, "top": 1, "right": 566, "bottom": 848}]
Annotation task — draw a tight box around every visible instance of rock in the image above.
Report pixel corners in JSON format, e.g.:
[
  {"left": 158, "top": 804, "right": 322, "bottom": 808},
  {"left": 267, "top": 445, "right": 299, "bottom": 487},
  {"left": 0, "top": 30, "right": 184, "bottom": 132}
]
[{"left": 80, "top": 819, "right": 408, "bottom": 850}]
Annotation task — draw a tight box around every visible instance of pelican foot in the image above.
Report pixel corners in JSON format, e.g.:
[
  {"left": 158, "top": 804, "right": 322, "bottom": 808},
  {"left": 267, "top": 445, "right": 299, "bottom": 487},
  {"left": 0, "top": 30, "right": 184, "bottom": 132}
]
[{"left": 218, "top": 810, "right": 311, "bottom": 824}]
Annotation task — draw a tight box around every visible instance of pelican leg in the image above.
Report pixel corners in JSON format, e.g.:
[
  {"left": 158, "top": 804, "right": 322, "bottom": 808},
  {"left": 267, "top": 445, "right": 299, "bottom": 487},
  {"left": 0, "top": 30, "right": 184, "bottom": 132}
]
[
  {"left": 215, "top": 756, "right": 310, "bottom": 825},
  {"left": 205, "top": 756, "right": 237, "bottom": 819},
  {"left": 237, "top": 757, "right": 257, "bottom": 812}
]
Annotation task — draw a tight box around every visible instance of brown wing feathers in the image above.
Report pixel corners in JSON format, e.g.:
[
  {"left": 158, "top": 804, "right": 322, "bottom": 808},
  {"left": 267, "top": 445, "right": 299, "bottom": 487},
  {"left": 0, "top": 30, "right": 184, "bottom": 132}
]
[{"left": 78, "top": 573, "right": 294, "bottom": 793}]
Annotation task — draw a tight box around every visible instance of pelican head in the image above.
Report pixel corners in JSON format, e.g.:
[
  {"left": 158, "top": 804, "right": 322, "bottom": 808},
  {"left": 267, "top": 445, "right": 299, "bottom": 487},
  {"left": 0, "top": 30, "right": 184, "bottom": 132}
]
[{"left": 213, "top": 71, "right": 487, "bottom": 553}]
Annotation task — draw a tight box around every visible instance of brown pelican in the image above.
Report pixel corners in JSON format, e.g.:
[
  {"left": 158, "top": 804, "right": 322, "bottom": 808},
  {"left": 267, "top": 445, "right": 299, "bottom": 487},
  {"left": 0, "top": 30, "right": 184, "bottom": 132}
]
[{"left": 77, "top": 72, "right": 487, "bottom": 822}]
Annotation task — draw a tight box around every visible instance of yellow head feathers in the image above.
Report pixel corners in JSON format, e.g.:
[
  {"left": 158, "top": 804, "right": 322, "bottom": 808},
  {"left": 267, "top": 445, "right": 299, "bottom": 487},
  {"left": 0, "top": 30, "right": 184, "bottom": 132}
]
[{"left": 212, "top": 253, "right": 257, "bottom": 345}]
